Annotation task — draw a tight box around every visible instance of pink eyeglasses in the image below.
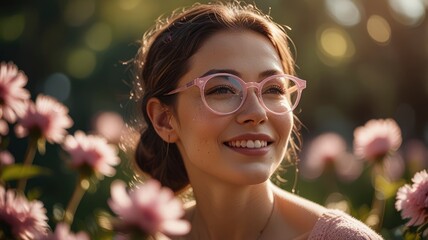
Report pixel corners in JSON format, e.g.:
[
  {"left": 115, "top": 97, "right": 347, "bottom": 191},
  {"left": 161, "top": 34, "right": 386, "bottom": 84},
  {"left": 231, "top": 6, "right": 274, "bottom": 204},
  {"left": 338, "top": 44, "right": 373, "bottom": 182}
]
[{"left": 166, "top": 73, "right": 306, "bottom": 115}]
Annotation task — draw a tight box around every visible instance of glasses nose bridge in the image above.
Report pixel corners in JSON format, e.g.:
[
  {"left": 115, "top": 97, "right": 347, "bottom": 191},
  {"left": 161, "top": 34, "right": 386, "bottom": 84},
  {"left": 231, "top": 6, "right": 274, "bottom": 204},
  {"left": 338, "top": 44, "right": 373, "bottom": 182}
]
[
  {"left": 243, "top": 81, "right": 262, "bottom": 95},
  {"left": 241, "top": 81, "right": 265, "bottom": 108}
]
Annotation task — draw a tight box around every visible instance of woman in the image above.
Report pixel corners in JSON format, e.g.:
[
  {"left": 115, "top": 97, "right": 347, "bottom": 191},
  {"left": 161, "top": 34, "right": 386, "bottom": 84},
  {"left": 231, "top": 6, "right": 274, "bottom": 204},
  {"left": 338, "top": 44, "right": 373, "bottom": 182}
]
[{"left": 128, "top": 1, "right": 383, "bottom": 239}]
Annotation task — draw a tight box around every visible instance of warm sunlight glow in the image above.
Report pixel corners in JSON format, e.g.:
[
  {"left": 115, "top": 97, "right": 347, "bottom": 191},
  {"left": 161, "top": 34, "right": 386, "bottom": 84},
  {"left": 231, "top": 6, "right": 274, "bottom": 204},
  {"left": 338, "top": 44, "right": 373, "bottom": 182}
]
[
  {"left": 317, "top": 27, "right": 355, "bottom": 66},
  {"left": 321, "top": 29, "right": 348, "bottom": 57},
  {"left": 325, "top": 0, "right": 361, "bottom": 26},
  {"left": 388, "top": 0, "right": 426, "bottom": 26},
  {"left": 367, "top": 15, "right": 391, "bottom": 45}
]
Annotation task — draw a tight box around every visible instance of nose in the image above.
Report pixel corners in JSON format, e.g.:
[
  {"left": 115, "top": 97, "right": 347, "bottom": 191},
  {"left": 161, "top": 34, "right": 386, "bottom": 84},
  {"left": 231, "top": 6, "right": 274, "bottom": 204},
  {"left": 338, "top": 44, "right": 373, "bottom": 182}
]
[{"left": 236, "top": 89, "right": 267, "bottom": 125}]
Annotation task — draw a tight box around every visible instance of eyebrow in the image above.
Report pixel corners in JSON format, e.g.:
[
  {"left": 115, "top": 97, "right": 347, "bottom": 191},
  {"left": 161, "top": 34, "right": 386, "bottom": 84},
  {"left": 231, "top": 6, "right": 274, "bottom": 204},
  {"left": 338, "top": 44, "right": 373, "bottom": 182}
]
[{"left": 200, "top": 69, "right": 284, "bottom": 79}]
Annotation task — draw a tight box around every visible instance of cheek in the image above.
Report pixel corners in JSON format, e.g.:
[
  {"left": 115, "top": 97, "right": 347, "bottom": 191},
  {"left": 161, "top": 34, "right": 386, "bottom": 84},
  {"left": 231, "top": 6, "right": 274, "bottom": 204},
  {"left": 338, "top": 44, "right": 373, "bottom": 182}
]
[
  {"left": 177, "top": 93, "right": 207, "bottom": 121},
  {"left": 286, "top": 115, "right": 294, "bottom": 136},
  {"left": 176, "top": 121, "right": 224, "bottom": 170},
  {"left": 275, "top": 114, "right": 294, "bottom": 146},
  {"left": 178, "top": 101, "right": 212, "bottom": 130},
  {"left": 175, "top": 95, "right": 224, "bottom": 152}
]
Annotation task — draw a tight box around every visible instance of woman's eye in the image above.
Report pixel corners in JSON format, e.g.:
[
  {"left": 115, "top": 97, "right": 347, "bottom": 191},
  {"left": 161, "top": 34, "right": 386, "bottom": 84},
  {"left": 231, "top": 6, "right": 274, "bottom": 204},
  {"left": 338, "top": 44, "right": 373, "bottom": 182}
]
[
  {"left": 263, "top": 85, "right": 285, "bottom": 95},
  {"left": 205, "top": 85, "right": 237, "bottom": 95}
]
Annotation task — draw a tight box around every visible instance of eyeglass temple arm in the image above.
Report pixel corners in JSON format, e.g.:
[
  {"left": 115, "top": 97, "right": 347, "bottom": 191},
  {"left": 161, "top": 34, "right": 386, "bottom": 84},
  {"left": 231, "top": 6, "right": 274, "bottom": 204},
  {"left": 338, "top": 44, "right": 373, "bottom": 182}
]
[
  {"left": 165, "top": 80, "right": 197, "bottom": 95},
  {"left": 288, "top": 78, "right": 306, "bottom": 93}
]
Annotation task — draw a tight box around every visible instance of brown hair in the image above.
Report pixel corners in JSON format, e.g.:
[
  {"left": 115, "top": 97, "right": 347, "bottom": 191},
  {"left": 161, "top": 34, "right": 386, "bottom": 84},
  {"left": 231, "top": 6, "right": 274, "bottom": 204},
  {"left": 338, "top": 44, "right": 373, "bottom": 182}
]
[{"left": 128, "top": 1, "right": 300, "bottom": 193}]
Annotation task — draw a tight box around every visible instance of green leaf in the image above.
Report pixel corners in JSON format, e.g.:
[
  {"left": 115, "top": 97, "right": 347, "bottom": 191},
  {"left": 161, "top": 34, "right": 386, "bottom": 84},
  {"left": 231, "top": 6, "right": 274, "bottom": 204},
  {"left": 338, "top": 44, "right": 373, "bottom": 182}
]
[{"left": 0, "top": 164, "right": 51, "bottom": 181}]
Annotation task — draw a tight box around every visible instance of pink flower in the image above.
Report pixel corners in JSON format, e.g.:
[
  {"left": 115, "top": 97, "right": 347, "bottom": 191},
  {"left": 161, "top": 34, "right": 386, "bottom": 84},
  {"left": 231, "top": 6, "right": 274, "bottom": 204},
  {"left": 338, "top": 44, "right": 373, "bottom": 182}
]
[
  {"left": 0, "top": 62, "right": 30, "bottom": 123},
  {"left": 62, "top": 131, "right": 120, "bottom": 177},
  {"left": 91, "top": 111, "right": 124, "bottom": 144},
  {"left": 108, "top": 179, "right": 190, "bottom": 237},
  {"left": 301, "top": 132, "right": 362, "bottom": 181},
  {"left": 15, "top": 94, "right": 73, "bottom": 144},
  {"left": 395, "top": 170, "right": 428, "bottom": 227},
  {"left": 0, "top": 186, "right": 49, "bottom": 239},
  {"left": 0, "top": 150, "right": 14, "bottom": 166},
  {"left": 353, "top": 118, "right": 402, "bottom": 161},
  {"left": 42, "top": 223, "right": 89, "bottom": 240}
]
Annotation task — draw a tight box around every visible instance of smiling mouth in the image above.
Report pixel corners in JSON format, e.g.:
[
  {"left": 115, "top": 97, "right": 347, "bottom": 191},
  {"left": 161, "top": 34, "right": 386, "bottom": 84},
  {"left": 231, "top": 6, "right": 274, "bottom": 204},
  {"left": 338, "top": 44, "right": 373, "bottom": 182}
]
[{"left": 226, "top": 140, "right": 269, "bottom": 149}]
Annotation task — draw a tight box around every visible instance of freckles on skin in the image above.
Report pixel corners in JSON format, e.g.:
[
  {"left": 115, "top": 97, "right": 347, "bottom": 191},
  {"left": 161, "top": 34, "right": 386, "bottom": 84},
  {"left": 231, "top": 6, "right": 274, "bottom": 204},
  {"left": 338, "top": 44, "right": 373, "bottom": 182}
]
[{"left": 175, "top": 94, "right": 218, "bottom": 158}]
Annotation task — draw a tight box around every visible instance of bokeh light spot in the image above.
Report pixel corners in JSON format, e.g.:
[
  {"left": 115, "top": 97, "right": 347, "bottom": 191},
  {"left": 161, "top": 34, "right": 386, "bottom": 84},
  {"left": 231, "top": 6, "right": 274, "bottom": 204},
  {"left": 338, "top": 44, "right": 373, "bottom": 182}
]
[
  {"left": 320, "top": 28, "right": 347, "bottom": 57},
  {"left": 117, "top": 0, "right": 142, "bottom": 10},
  {"left": 101, "top": 0, "right": 158, "bottom": 40},
  {"left": 44, "top": 73, "right": 71, "bottom": 101},
  {"left": 367, "top": 15, "right": 391, "bottom": 45},
  {"left": 85, "top": 22, "right": 112, "bottom": 51},
  {"left": 64, "top": 0, "right": 95, "bottom": 27},
  {"left": 317, "top": 27, "right": 355, "bottom": 65},
  {"left": 388, "top": 0, "right": 425, "bottom": 26},
  {"left": 325, "top": 0, "right": 361, "bottom": 26},
  {"left": 0, "top": 14, "right": 25, "bottom": 41},
  {"left": 66, "top": 48, "right": 96, "bottom": 79}
]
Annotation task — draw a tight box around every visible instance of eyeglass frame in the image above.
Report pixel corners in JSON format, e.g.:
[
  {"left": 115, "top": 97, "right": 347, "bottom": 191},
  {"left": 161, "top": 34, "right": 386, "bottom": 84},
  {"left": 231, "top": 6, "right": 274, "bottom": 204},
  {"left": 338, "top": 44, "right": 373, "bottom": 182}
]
[{"left": 165, "top": 73, "right": 307, "bottom": 115}]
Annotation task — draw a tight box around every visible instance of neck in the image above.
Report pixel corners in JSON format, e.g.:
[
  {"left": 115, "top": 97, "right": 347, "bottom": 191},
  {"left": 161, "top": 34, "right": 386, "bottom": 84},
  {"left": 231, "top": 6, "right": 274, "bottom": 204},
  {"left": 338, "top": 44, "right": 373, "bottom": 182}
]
[{"left": 188, "top": 181, "right": 275, "bottom": 240}]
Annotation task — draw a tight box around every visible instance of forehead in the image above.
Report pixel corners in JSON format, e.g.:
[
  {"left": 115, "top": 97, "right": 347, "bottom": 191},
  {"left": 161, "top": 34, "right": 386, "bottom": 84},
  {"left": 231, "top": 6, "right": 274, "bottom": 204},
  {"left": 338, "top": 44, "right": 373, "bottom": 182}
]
[{"left": 186, "top": 30, "right": 283, "bottom": 78}]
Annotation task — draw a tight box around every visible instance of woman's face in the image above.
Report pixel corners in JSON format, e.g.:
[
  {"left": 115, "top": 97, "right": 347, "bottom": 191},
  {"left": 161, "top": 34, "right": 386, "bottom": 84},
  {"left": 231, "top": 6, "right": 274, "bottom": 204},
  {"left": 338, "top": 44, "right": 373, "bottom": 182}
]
[{"left": 170, "top": 30, "right": 294, "bottom": 185}]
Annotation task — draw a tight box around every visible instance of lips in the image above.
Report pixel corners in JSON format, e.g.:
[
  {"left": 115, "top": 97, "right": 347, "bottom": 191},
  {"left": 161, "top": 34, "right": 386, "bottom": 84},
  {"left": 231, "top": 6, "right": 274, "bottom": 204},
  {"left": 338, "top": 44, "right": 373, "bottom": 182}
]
[{"left": 227, "top": 140, "right": 268, "bottom": 148}]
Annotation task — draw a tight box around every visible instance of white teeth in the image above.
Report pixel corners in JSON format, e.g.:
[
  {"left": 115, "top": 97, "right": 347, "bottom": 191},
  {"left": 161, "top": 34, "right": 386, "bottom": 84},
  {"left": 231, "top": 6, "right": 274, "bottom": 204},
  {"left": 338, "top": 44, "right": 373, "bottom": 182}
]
[{"left": 228, "top": 140, "right": 267, "bottom": 148}]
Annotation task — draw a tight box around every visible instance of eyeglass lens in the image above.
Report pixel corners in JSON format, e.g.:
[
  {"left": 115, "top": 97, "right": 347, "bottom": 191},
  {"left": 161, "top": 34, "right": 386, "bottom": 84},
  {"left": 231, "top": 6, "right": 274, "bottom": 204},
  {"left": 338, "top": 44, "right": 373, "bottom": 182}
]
[{"left": 203, "top": 75, "right": 298, "bottom": 114}]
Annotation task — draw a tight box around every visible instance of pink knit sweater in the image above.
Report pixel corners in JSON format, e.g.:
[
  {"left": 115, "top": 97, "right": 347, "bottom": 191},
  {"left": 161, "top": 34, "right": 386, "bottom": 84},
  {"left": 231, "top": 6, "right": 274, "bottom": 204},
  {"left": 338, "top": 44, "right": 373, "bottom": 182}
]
[{"left": 308, "top": 209, "right": 384, "bottom": 240}]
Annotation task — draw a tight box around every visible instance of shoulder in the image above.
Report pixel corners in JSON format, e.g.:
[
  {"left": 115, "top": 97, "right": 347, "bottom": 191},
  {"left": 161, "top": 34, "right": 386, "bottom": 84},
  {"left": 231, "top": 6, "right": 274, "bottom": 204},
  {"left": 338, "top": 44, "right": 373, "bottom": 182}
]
[
  {"left": 271, "top": 184, "right": 326, "bottom": 235},
  {"left": 308, "top": 209, "right": 384, "bottom": 240},
  {"left": 271, "top": 184, "right": 383, "bottom": 240}
]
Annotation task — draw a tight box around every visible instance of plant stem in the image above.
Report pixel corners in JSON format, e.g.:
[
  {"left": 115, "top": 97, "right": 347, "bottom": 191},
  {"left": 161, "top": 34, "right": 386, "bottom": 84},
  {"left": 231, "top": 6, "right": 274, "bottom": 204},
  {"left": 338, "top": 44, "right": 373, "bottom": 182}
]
[
  {"left": 64, "top": 176, "right": 90, "bottom": 225},
  {"left": 370, "top": 190, "right": 386, "bottom": 231},
  {"left": 17, "top": 136, "right": 38, "bottom": 193},
  {"left": 367, "top": 163, "right": 386, "bottom": 231}
]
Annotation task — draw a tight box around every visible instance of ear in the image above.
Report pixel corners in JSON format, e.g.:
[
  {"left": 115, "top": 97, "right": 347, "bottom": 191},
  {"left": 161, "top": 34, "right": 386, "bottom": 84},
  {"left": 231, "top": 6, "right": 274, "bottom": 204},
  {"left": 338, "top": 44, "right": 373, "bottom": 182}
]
[{"left": 146, "top": 98, "right": 178, "bottom": 143}]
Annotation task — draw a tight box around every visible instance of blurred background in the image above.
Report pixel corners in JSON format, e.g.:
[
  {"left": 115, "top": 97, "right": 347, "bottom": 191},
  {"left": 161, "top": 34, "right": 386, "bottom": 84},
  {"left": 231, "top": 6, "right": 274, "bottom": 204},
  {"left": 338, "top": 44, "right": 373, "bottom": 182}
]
[{"left": 1, "top": 0, "right": 427, "bottom": 238}]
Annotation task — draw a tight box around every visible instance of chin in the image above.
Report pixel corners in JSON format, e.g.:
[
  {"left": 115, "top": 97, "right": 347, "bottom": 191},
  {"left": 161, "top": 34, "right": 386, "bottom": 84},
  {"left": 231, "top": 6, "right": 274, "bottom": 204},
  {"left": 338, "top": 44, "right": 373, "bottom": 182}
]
[{"left": 228, "top": 167, "right": 273, "bottom": 186}]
